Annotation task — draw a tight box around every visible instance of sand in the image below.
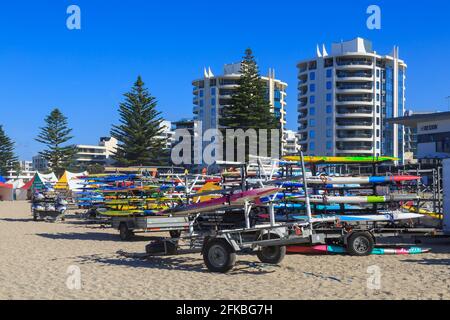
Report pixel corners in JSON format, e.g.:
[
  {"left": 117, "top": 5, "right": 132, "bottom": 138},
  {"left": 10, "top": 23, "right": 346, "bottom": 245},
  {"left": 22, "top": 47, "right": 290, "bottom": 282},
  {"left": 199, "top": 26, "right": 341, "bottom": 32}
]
[{"left": 0, "top": 201, "right": 449, "bottom": 300}]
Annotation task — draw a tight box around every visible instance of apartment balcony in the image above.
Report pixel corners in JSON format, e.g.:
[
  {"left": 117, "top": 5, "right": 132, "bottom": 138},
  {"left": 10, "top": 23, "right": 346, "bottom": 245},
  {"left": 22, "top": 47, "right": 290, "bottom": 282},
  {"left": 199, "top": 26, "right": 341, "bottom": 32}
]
[
  {"left": 336, "top": 71, "right": 373, "bottom": 81},
  {"left": 298, "top": 74, "right": 308, "bottom": 85},
  {"left": 336, "top": 118, "right": 373, "bottom": 129},
  {"left": 336, "top": 130, "right": 373, "bottom": 141},
  {"left": 336, "top": 58, "right": 373, "bottom": 67},
  {"left": 298, "top": 133, "right": 308, "bottom": 142},
  {"left": 298, "top": 121, "right": 308, "bottom": 131},
  {"left": 193, "top": 106, "right": 199, "bottom": 114},
  {"left": 336, "top": 94, "right": 373, "bottom": 106},
  {"left": 335, "top": 64, "right": 374, "bottom": 71},
  {"left": 336, "top": 142, "right": 373, "bottom": 152},
  {"left": 299, "top": 97, "right": 308, "bottom": 107},
  {"left": 298, "top": 111, "right": 308, "bottom": 120},
  {"left": 298, "top": 63, "right": 308, "bottom": 74},
  {"left": 299, "top": 85, "right": 308, "bottom": 96},
  {"left": 337, "top": 106, "right": 372, "bottom": 115},
  {"left": 335, "top": 83, "right": 373, "bottom": 94}
]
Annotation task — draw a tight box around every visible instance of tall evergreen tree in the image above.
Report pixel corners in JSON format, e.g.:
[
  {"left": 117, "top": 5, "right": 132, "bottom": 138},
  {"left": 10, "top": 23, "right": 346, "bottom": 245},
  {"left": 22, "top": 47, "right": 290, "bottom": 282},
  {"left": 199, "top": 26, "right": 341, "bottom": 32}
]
[
  {"left": 220, "top": 49, "right": 281, "bottom": 161},
  {"left": 0, "top": 125, "right": 18, "bottom": 176},
  {"left": 35, "top": 108, "right": 76, "bottom": 174},
  {"left": 111, "top": 76, "right": 165, "bottom": 166}
]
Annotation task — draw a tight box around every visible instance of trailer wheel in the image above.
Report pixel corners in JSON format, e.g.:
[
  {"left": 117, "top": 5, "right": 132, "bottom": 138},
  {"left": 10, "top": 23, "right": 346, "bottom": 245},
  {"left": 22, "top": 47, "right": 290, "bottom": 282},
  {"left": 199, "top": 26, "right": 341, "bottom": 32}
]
[
  {"left": 347, "top": 232, "right": 374, "bottom": 256},
  {"left": 257, "top": 245, "right": 286, "bottom": 264},
  {"left": 203, "top": 239, "right": 236, "bottom": 273},
  {"left": 256, "top": 233, "right": 286, "bottom": 264},
  {"left": 119, "top": 223, "right": 134, "bottom": 241}
]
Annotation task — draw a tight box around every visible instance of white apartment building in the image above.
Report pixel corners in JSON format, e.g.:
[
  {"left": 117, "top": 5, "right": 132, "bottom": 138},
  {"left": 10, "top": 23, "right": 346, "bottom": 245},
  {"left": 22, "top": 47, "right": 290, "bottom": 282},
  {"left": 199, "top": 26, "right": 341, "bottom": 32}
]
[
  {"left": 192, "top": 63, "right": 288, "bottom": 159},
  {"left": 297, "top": 38, "right": 406, "bottom": 160},
  {"left": 32, "top": 155, "right": 49, "bottom": 172},
  {"left": 6, "top": 161, "right": 36, "bottom": 182},
  {"left": 158, "top": 120, "right": 175, "bottom": 150},
  {"left": 283, "top": 130, "right": 300, "bottom": 155},
  {"left": 73, "top": 137, "right": 118, "bottom": 167}
]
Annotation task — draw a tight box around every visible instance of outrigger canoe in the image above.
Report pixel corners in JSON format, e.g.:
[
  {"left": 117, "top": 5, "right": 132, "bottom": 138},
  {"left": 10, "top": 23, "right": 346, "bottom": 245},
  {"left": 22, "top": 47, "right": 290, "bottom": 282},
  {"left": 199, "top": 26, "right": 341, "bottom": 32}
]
[
  {"left": 282, "top": 156, "right": 399, "bottom": 164},
  {"left": 287, "top": 245, "right": 431, "bottom": 255},
  {"left": 288, "top": 194, "right": 420, "bottom": 204},
  {"left": 160, "top": 187, "right": 279, "bottom": 216}
]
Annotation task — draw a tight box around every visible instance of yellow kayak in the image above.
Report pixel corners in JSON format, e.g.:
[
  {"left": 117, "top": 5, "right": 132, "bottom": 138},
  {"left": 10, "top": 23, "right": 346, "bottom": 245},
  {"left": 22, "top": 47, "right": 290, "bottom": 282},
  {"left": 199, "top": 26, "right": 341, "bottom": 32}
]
[{"left": 402, "top": 205, "right": 443, "bottom": 219}]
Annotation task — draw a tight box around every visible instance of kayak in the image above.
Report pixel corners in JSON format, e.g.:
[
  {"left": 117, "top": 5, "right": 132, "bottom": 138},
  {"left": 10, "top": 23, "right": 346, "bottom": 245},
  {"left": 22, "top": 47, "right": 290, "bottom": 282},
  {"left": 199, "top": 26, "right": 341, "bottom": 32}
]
[
  {"left": 287, "top": 245, "right": 431, "bottom": 255},
  {"left": 288, "top": 194, "right": 420, "bottom": 204},
  {"left": 282, "top": 156, "right": 399, "bottom": 164}
]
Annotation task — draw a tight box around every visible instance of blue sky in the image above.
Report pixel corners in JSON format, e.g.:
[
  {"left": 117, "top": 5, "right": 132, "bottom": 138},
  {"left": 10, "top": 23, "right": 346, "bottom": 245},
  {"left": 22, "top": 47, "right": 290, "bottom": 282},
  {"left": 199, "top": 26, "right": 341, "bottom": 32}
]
[{"left": 1, "top": 0, "right": 449, "bottom": 159}]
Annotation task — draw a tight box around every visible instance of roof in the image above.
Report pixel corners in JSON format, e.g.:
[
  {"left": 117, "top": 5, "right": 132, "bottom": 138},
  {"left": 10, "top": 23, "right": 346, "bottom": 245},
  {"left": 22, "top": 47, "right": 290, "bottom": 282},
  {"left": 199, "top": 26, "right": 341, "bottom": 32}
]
[{"left": 387, "top": 111, "right": 450, "bottom": 127}]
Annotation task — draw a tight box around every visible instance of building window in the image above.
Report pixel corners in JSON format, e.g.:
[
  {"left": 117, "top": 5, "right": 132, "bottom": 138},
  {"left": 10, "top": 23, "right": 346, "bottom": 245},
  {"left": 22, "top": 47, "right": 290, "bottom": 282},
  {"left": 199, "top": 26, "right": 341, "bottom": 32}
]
[
  {"left": 310, "top": 84, "right": 316, "bottom": 92},
  {"left": 326, "top": 141, "right": 332, "bottom": 150},
  {"left": 310, "top": 72, "right": 316, "bottom": 81},
  {"left": 326, "top": 69, "right": 333, "bottom": 78},
  {"left": 326, "top": 105, "right": 333, "bottom": 113},
  {"left": 376, "top": 82, "right": 380, "bottom": 90},
  {"left": 310, "top": 95, "right": 315, "bottom": 104},
  {"left": 310, "top": 107, "right": 316, "bottom": 116},
  {"left": 376, "top": 105, "right": 380, "bottom": 114},
  {"left": 326, "top": 81, "right": 332, "bottom": 90},
  {"left": 211, "top": 87, "right": 216, "bottom": 96},
  {"left": 326, "top": 93, "right": 332, "bottom": 102},
  {"left": 309, "top": 119, "right": 316, "bottom": 127},
  {"left": 376, "top": 69, "right": 380, "bottom": 78},
  {"left": 376, "top": 141, "right": 380, "bottom": 149},
  {"left": 310, "top": 142, "right": 315, "bottom": 151},
  {"left": 211, "top": 98, "right": 216, "bottom": 106},
  {"left": 377, "top": 94, "right": 380, "bottom": 102},
  {"left": 310, "top": 130, "right": 315, "bottom": 139},
  {"left": 200, "top": 100, "right": 204, "bottom": 107},
  {"left": 326, "top": 129, "right": 332, "bottom": 138},
  {"left": 377, "top": 129, "right": 380, "bottom": 137},
  {"left": 326, "top": 117, "right": 332, "bottom": 126},
  {"left": 199, "top": 90, "right": 204, "bottom": 97}
]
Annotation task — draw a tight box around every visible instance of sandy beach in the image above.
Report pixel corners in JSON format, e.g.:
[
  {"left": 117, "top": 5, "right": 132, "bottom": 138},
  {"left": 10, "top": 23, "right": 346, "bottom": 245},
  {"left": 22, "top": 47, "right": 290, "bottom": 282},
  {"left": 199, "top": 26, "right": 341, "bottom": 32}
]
[{"left": 0, "top": 201, "right": 449, "bottom": 300}]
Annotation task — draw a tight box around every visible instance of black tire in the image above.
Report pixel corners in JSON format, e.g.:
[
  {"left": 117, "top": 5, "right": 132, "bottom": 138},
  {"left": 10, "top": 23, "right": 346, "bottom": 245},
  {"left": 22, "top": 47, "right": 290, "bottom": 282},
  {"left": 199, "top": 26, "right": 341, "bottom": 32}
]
[
  {"left": 256, "top": 233, "right": 286, "bottom": 264},
  {"left": 347, "top": 232, "right": 374, "bottom": 256},
  {"left": 257, "top": 246, "right": 286, "bottom": 264},
  {"left": 169, "top": 230, "right": 181, "bottom": 239},
  {"left": 119, "top": 223, "right": 133, "bottom": 241},
  {"left": 203, "top": 239, "right": 236, "bottom": 273}
]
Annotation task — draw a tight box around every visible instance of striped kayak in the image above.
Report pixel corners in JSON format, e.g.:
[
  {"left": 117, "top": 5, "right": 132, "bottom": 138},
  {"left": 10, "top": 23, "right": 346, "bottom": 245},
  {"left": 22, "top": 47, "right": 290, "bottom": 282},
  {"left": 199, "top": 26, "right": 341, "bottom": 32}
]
[
  {"left": 282, "top": 156, "right": 399, "bottom": 164},
  {"left": 287, "top": 245, "right": 431, "bottom": 255},
  {"left": 159, "top": 187, "right": 279, "bottom": 216},
  {"left": 282, "top": 211, "right": 423, "bottom": 222},
  {"left": 277, "top": 175, "right": 420, "bottom": 187},
  {"left": 288, "top": 194, "right": 420, "bottom": 204},
  {"left": 402, "top": 205, "right": 443, "bottom": 219}
]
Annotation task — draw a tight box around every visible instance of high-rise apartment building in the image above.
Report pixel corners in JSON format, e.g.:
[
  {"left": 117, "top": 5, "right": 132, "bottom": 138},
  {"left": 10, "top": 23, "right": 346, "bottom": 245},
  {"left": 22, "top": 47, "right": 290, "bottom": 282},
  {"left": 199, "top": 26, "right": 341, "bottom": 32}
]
[
  {"left": 192, "top": 63, "right": 288, "bottom": 159},
  {"left": 297, "top": 38, "right": 406, "bottom": 160}
]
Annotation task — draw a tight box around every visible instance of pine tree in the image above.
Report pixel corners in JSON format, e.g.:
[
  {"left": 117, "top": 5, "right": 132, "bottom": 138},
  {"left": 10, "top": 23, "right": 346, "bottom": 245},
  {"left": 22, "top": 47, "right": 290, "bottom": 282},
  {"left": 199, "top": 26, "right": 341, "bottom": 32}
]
[
  {"left": 35, "top": 108, "right": 76, "bottom": 175},
  {"left": 111, "top": 76, "right": 165, "bottom": 166},
  {"left": 0, "top": 125, "right": 18, "bottom": 176},
  {"left": 220, "top": 49, "right": 280, "bottom": 161}
]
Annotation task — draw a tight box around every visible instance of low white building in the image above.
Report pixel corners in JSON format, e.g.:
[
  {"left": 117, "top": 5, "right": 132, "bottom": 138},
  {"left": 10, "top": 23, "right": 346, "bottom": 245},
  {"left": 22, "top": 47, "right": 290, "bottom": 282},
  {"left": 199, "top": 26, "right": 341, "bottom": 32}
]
[
  {"left": 73, "top": 137, "right": 118, "bottom": 167},
  {"left": 283, "top": 130, "right": 300, "bottom": 155},
  {"left": 5, "top": 160, "right": 36, "bottom": 182},
  {"left": 388, "top": 111, "right": 450, "bottom": 160}
]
